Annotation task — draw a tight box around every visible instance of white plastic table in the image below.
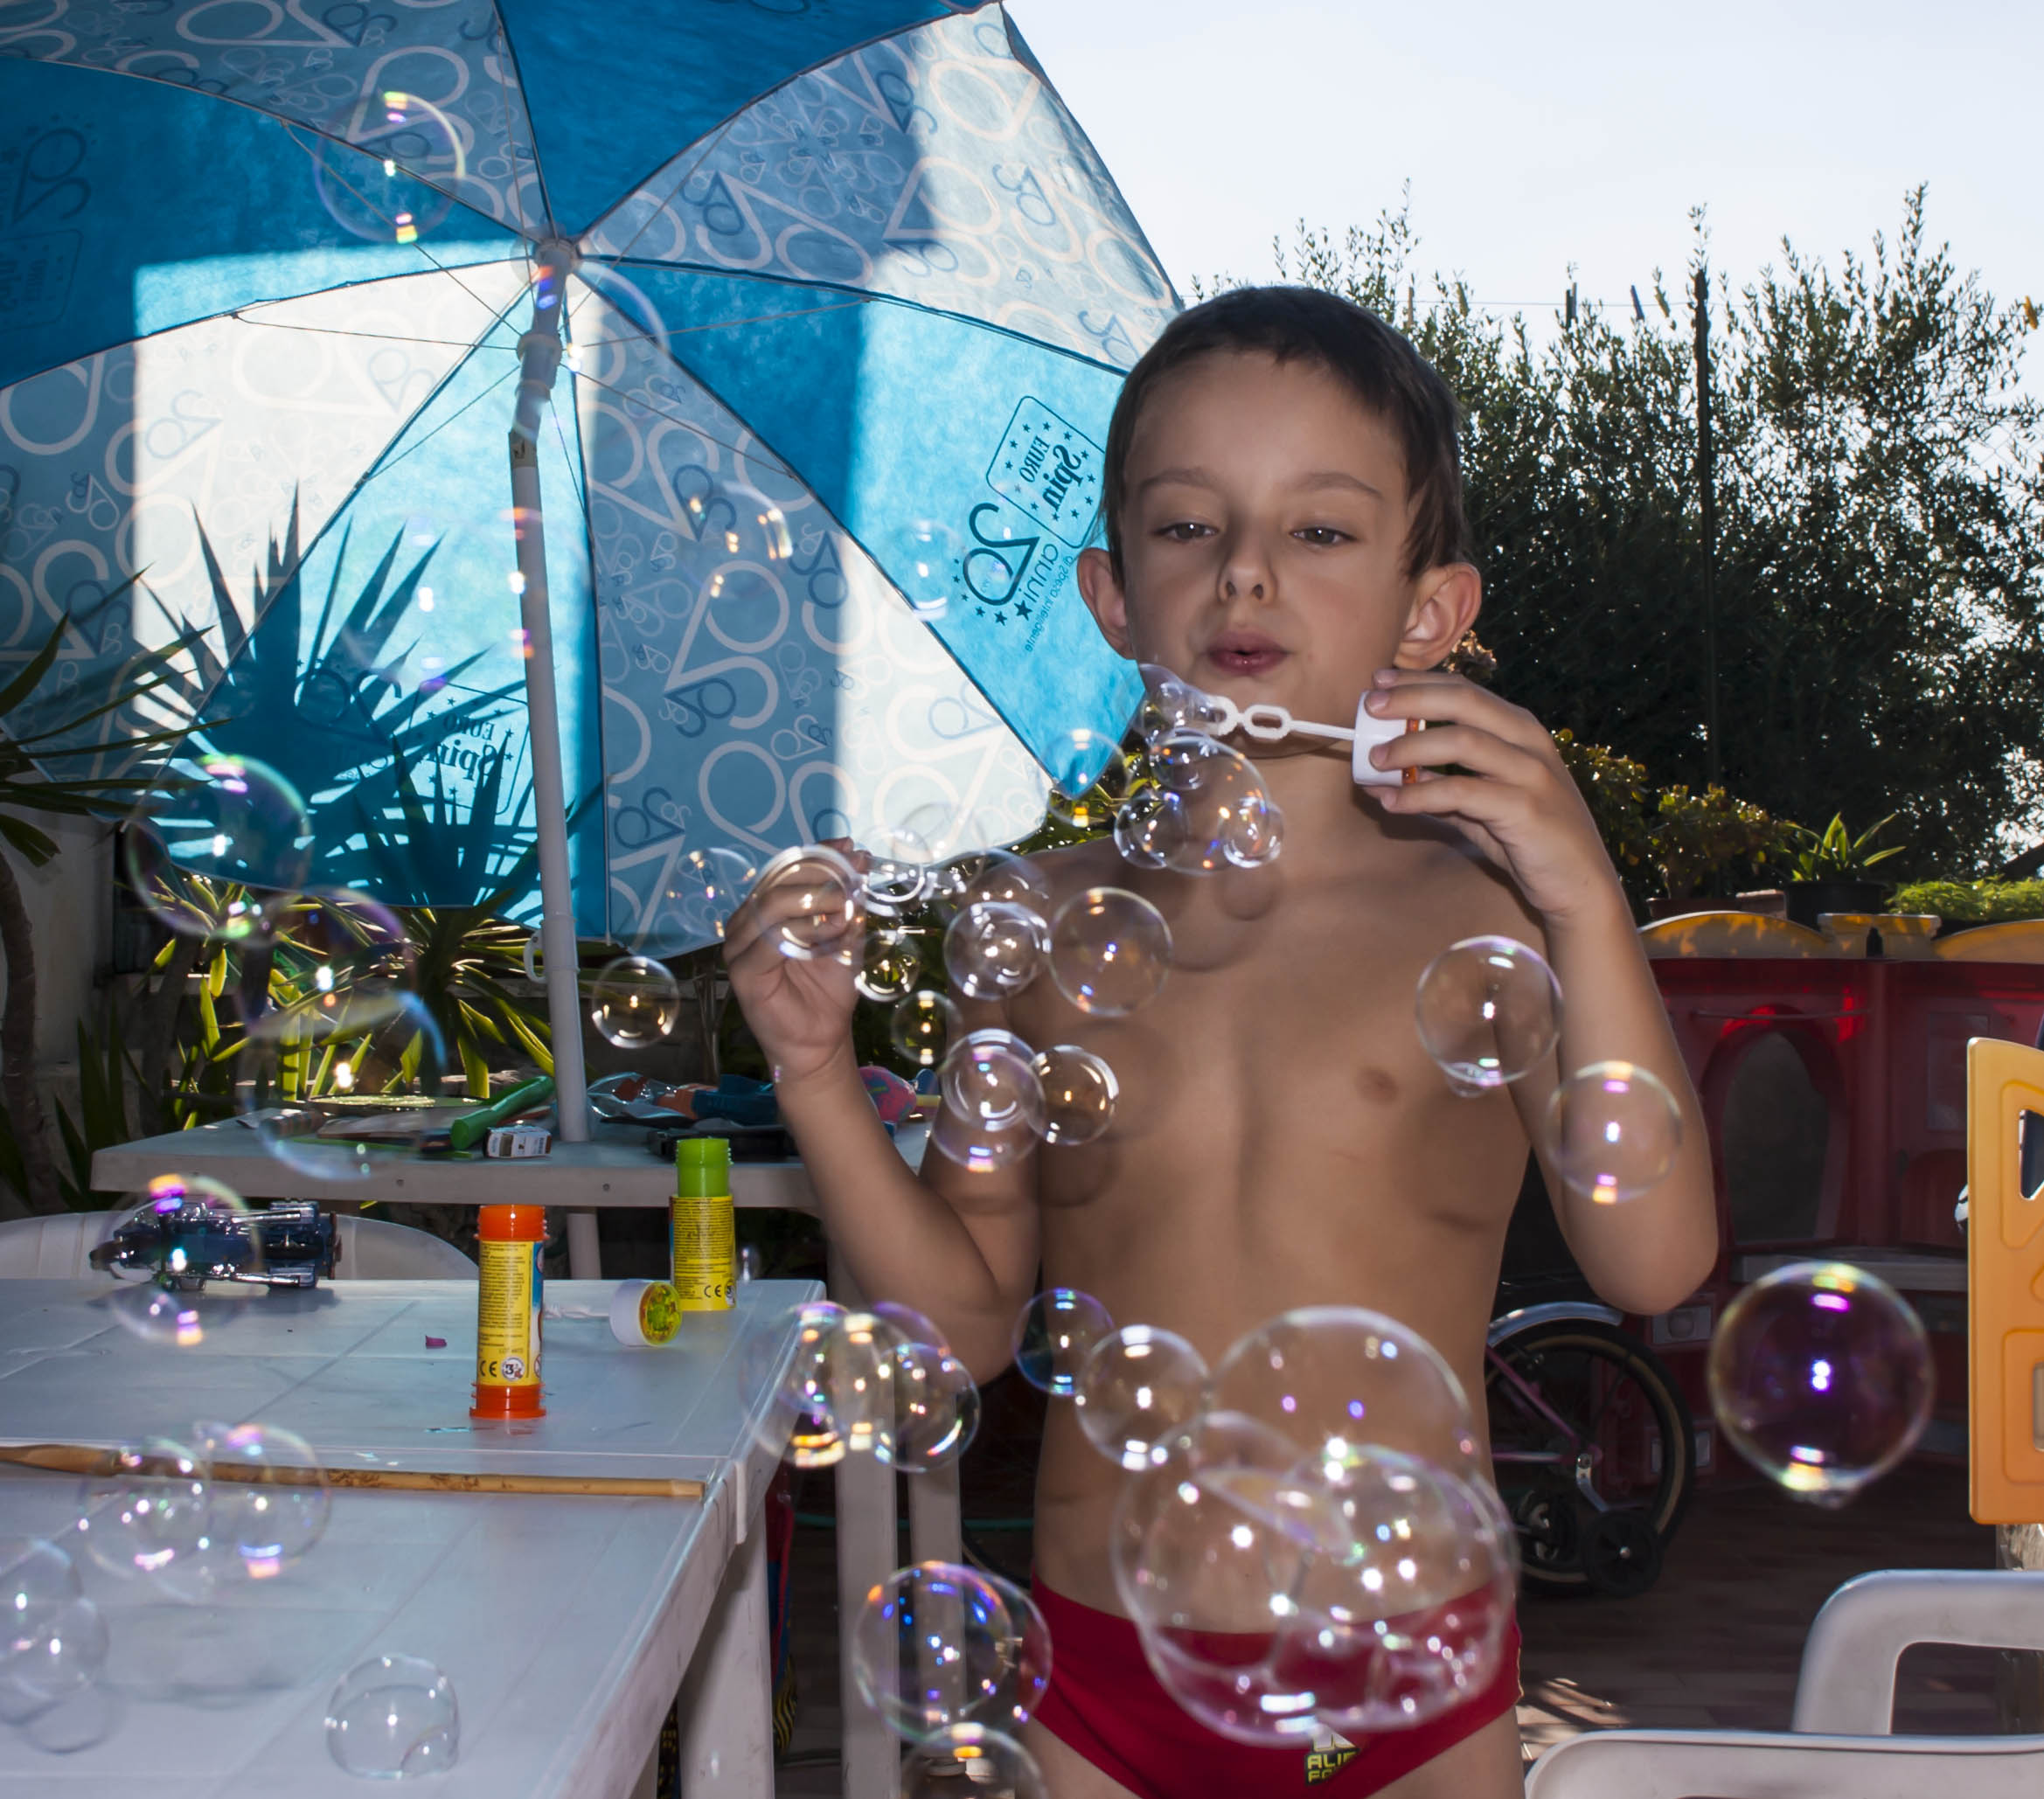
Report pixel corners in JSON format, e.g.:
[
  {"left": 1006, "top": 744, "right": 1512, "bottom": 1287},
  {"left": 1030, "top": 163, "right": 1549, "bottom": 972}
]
[{"left": 0, "top": 1277, "right": 822, "bottom": 1798}]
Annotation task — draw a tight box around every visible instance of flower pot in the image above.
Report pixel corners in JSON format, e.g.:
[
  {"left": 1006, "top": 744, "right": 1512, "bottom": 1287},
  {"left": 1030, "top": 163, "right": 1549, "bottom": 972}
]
[{"left": 1786, "top": 879, "right": 1888, "bottom": 931}]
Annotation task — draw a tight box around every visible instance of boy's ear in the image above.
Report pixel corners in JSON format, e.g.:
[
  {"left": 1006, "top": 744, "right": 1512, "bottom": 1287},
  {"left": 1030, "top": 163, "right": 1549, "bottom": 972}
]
[
  {"left": 1076, "top": 546, "right": 1134, "bottom": 657},
  {"left": 1394, "top": 562, "right": 1483, "bottom": 670}
]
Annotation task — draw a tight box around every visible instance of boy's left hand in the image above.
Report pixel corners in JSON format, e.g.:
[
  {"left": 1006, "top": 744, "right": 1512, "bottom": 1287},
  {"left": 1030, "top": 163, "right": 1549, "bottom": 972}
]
[{"left": 1362, "top": 669, "right": 1620, "bottom": 926}]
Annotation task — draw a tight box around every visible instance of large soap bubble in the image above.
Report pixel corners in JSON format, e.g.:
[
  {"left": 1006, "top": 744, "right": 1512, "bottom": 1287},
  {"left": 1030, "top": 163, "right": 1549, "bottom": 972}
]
[
  {"left": 0, "top": 1539, "right": 106, "bottom": 1705},
  {"left": 855, "top": 928, "right": 924, "bottom": 1004},
  {"left": 851, "top": 1561, "right": 1050, "bottom": 1740},
  {"left": 1205, "top": 1307, "right": 1480, "bottom": 1477},
  {"left": 886, "top": 1343, "right": 981, "bottom": 1473},
  {"left": 941, "top": 1030, "right": 1046, "bottom": 1139},
  {"left": 1707, "top": 1261, "right": 1933, "bottom": 1506},
  {"left": 589, "top": 955, "right": 681, "bottom": 1049},
  {"left": 1032, "top": 1045, "right": 1119, "bottom": 1148},
  {"left": 1011, "top": 1288, "right": 1116, "bottom": 1397},
  {"left": 189, "top": 1421, "right": 331, "bottom": 1581},
  {"left": 1116, "top": 733, "right": 1281, "bottom": 875},
  {"left": 1048, "top": 887, "right": 1171, "bottom": 1017},
  {"left": 1075, "top": 1325, "right": 1209, "bottom": 1469},
  {"left": 666, "top": 845, "right": 759, "bottom": 941},
  {"left": 751, "top": 844, "right": 864, "bottom": 962},
  {"left": 73, "top": 1437, "right": 216, "bottom": 1587},
  {"left": 944, "top": 900, "right": 1050, "bottom": 1000},
  {"left": 890, "top": 990, "right": 961, "bottom": 1069},
  {"left": 122, "top": 754, "right": 314, "bottom": 940},
  {"left": 100, "top": 1175, "right": 266, "bottom": 1347},
  {"left": 1414, "top": 935, "right": 1561, "bottom": 1094},
  {"left": 1542, "top": 1060, "right": 1683, "bottom": 1205},
  {"left": 325, "top": 1654, "right": 460, "bottom": 1778},
  {"left": 927, "top": 1104, "right": 1038, "bottom": 1174},
  {"left": 311, "top": 91, "right": 466, "bottom": 245}
]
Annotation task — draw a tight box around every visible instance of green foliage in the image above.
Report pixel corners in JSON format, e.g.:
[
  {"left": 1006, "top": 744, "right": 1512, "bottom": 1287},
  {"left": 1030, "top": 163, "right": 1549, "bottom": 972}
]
[
  {"left": 1889, "top": 878, "right": 2044, "bottom": 924},
  {"left": 1779, "top": 812, "right": 1907, "bottom": 882},
  {"left": 54, "top": 1004, "right": 143, "bottom": 1209},
  {"left": 1649, "top": 785, "right": 1782, "bottom": 903},
  {"left": 1241, "top": 187, "right": 2044, "bottom": 877}
]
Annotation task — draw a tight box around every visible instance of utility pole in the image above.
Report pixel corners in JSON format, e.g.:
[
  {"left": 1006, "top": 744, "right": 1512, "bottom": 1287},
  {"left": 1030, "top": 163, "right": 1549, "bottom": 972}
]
[{"left": 1693, "top": 264, "right": 1721, "bottom": 788}]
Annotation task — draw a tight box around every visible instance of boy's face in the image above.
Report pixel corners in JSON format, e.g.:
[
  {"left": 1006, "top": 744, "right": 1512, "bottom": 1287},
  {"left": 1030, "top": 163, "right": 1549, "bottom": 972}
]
[{"left": 1079, "top": 351, "right": 1478, "bottom": 734}]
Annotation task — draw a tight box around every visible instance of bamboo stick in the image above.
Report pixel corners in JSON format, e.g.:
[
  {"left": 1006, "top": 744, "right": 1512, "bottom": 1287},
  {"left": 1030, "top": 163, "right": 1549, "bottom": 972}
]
[{"left": 0, "top": 1442, "right": 703, "bottom": 1500}]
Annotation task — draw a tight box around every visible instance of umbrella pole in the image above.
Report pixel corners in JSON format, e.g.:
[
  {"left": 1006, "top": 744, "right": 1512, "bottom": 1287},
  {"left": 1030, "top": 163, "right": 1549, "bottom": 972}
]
[{"left": 508, "top": 242, "right": 595, "bottom": 1276}]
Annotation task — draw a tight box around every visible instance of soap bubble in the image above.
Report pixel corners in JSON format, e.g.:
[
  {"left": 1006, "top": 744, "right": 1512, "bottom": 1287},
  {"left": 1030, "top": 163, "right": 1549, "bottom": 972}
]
[
  {"left": 942, "top": 1029, "right": 1046, "bottom": 1137},
  {"left": 1206, "top": 1307, "right": 1480, "bottom": 1476},
  {"left": 1044, "top": 728, "right": 1134, "bottom": 832},
  {"left": 1123, "top": 733, "right": 1280, "bottom": 875},
  {"left": 239, "top": 992, "right": 452, "bottom": 1184},
  {"left": 261, "top": 889, "right": 417, "bottom": 1038},
  {"left": 928, "top": 1103, "right": 1038, "bottom": 1174},
  {"left": 851, "top": 1561, "right": 1050, "bottom": 1740},
  {"left": 122, "top": 754, "right": 314, "bottom": 939},
  {"left": 73, "top": 1436, "right": 215, "bottom": 1585},
  {"left": 753, "top": 1301, "right": 856, "bottom": 1470},
  {"left": 1012, "top": 1288, "right": 1116, "bottom": 1397},
  {"left": 1543, "top": 1061, "right": 1684, "bottom": 1205},
  {"left": 667, "top": 845, "right": 758, "bottom": 941},
  {"left": 752, "top": 844, "right": 864, "bottom": 962},
  {"left": 1414, "top": 935, "right": 1561, "bottom": 1094},
  {"left": 902, "top": 521, "right": 963, "bottom": 618},
  {"left": 870, "top": 1300, "right": 948, "bottom": 1356},
  {"left": 98, "top": 1174, "right": 266, "bottom": 1347},
  {"left": 0, "top": 1539, "right": 106, "bottom": 1705},
  {"left": 859, "top": 824, "right": 934, "bottom": 919},
  {"left": 928, "top": 847, "right": 1052, "bottom": 924},
  {"left": 589, "top": 955, "right": 681, "bottom": 1048},
  {"left": 1075, "top": 1325, "right": 1209, "bottom": 1469},
  {"left": 944, "top": 901, "right": 1049, "bottom": 1001},
  {"left": 890, "top": 990, "right": 961, "bottom": 1069},
  {"left": 770, "top": 1304, "right": 896, "bottom": 1469},
  {"left": 1137, "top": 663, "right": 1230, "bottom": 746},
  {"left": 856, "top": 929, "right": 923, "bottom": 1004},
  {"left": 313, "top": 90, "right": 466, "bottom": 245},
  {"left": 1049, "top": 887, "right": 1171, "bottom": 1016},
  {"left": 189, "top": 1422, "right": 330, "bottom": 1580},
  {"left": 1707, "top": 1261, "right": 1933, "bottom": 1506},
  {"left": 885, "top": 1343, "right": 981, "bottom": 1472},
  {"left": 1032, "top": 1044, "right": 1118, "bottom": 1147},
  {"left": 901, "top": 1724, "right": 1047, "bottom": 1799},
  {"left": 326, "top": 1654, "right": 460, "bottom": 1778}
]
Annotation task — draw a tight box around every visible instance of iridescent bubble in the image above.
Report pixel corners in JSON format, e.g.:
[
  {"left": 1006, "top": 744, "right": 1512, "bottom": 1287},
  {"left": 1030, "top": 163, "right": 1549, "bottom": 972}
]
[
  {"left": 1707, "top": 1261, "right": 1933, "bottom": 1506},
  {"left": 0, "top": 1539, "right": 106, "bottom": 1705},
  {"left": 755, "top": 1300, "right": 857, "bottom": 1470},
  {"left": 1205, "top": 1307, "right": 1480, "bottom": 1477},
  {"left": 1032, "top": 1045, "right": 1118, "bottom": 1148},
  {"left": 238, "top": 992, "right": 452, "bottom": 1185},
  {"left": 1414, "top": 935, "right": 1561, "bottom": 1094},
  {"left": 325, "top": 1654, "right": 460, "bottom": 1778},
  {"left": 944, "top": 900, "right": 1049, "bottom": 1000},
  {"left": 312, "top": 90, "right": 466, "bottom": 245},
  {"left": 261, "top": 889, "right": 416, "bottom": 1038},
  {"left": 902, "top": 521, "right": 963, "bottom": 618},
  {"left": 1075, "top": 1325, "right": 1209, "bottom": 1469},
  {"left": 1137, "top": 663, "right": 1230, "bottom": 746},
  {"left": 1111, "top": 787, "right": 1177, "bottom": 872},
  {"left": 98, "top": 1174, "right": 265, "bottom": 1348},
  {"left": 1542, "top": 1060, "right": 1684, "bottom": 1205},
  {"left": 928, "top": 847, "right": 1053, "bottom": 924},
  {"left": 122, "top": 755, "right": 314, "bottom": 940},
  {"left": 901, "top": 1724, "right": 1048, "bottom": 1799},
  {"left": 859, "top": 823, "right": 934, "bottom": 919},
  {"left": 188, "top": 1421, "right": 330, "bottom": 1580},
  {"left": 1012, "top": 1289, "right": 1116, "bottom": 1397},
  {"left": 666, "top": 845, "right": 759, "bottom": 941},
  {"left": 927, "top": 1104, "right": 1038, "bottom": 1175},
  {"left": 752, "top": 845, "right": 864, "bottom": 962},
  {"left": 73, "top": 1437, "right": 215, "bottom": 1585},
  {"left": 1048, "top": 886, "right": 1171, "bottom": 1016},
  {"left": 1044, "top": 728, "right": 1134, "bottom": 832},
  {"left": 890, "top": 990, "right": 960, "bottom": 1069},
  {"left": 1145, "top": 732, "right": 1281, "bottom": 876},
  {"left": 941, "top": 1029, "right": 1046, "bottom": 1137},
  {"left": 885, "top": 1342, "right": 981, "bottom": 1473},
  {"left": 855, "top": 928, "right": 923, "bottom": 1004},
  {"left": 589, "top": 955, "right": 681, "bottom": 1049},
  {"left": 851, "top": 1562, "right": 1050, "bottom": 1740}
]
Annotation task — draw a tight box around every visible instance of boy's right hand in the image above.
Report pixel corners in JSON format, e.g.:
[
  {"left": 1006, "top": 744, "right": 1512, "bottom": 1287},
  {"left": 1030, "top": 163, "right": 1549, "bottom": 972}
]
[{"left": 720, "top": 842, "right": 865, "bottom": 1091}]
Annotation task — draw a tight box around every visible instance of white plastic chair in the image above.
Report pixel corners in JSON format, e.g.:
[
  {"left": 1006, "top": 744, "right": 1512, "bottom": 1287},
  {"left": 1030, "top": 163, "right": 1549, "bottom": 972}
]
[
  {"left": 333, "top": 1213, "right": 476, "bottom": 1280},
  {"left": 1526, "top": 1567, "right": 2044, "bottom": 1798},
  {"left": 0, "top": 1211, "right": 118, "bottom": 1277}
]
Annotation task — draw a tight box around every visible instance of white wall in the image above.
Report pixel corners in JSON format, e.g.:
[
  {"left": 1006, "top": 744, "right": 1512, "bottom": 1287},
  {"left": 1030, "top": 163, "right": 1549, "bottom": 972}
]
[{"left": 10, "top": 813, "right": 110, "bottom": 1065}]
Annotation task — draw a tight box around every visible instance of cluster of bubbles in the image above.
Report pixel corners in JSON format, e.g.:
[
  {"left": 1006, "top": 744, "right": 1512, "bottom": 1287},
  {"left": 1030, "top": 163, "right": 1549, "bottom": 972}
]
[{"left": 1005, "top": 1290, "right": 1521, "bottom": 1746}]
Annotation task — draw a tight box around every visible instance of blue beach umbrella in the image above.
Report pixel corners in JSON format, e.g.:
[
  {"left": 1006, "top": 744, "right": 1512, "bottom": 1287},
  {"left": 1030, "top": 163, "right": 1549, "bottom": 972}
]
[{"left": 0, "top": 0, "right": 1177, "bottom": 1128}]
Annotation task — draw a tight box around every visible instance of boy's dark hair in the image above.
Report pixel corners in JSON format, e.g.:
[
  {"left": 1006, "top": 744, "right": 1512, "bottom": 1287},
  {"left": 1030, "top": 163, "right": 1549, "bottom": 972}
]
[{"left": 1101, "top": 286, "right": 1471, "bottom": 582}]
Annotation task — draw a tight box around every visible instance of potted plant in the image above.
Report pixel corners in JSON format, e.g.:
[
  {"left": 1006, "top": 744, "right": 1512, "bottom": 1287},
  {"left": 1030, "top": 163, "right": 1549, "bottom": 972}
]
[{"left": 1779, "top": 813, "right": 1906, "bottom": 928}]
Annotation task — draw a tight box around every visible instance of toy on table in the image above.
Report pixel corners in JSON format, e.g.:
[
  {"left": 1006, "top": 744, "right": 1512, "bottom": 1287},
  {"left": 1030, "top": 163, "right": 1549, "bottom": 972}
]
[{"left": 90, "top": 1196, "right": 337, "bottom": 1288}]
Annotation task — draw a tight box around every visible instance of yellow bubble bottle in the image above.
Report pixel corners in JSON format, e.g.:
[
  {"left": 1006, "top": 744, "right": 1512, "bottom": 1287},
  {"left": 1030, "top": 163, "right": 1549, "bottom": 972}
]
[{"left": 671, "top": 1138, "right": 734, "bottom": 1311}]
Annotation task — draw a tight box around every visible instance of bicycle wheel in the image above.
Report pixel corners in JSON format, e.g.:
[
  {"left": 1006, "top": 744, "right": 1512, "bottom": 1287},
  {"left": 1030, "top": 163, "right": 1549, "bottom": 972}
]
[{"left": 1484, "top": 1321, "right": 1693, "bottom": 1595}]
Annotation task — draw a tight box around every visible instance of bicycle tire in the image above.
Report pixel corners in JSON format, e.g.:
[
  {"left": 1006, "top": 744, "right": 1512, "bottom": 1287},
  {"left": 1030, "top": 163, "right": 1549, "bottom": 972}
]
[{"left": 1484, "top": 1321, "right": 1694, "bottom": 1594}]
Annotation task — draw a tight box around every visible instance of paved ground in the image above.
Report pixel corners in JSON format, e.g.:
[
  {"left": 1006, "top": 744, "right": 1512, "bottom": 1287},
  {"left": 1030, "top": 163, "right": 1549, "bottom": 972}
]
[{"left": 772, "top": 1377, "right": 2007, "bottom": 1793}]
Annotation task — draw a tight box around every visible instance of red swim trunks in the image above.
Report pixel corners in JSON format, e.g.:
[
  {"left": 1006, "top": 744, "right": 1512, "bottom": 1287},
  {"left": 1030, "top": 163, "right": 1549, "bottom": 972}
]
[{"left": 1031, "top": 1580, "right": 1521, "bottom": 1796}]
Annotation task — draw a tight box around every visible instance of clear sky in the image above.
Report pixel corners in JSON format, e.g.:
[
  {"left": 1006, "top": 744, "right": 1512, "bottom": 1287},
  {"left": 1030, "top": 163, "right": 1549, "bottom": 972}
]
[{"left": 1012, "top": 0, "right": 2041, "bottom": 343}]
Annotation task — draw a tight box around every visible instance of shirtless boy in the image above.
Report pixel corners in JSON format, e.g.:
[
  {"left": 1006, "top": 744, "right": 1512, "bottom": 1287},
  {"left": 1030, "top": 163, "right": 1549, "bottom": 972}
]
[{"left": 725, "top": 287, "right": 1719, "bottom": 1797}]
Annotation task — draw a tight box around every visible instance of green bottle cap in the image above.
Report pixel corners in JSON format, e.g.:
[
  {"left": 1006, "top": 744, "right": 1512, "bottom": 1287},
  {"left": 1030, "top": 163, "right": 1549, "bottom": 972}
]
[{"left": 675, "top": 1136, "right": 732, "bottom": 1198}]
